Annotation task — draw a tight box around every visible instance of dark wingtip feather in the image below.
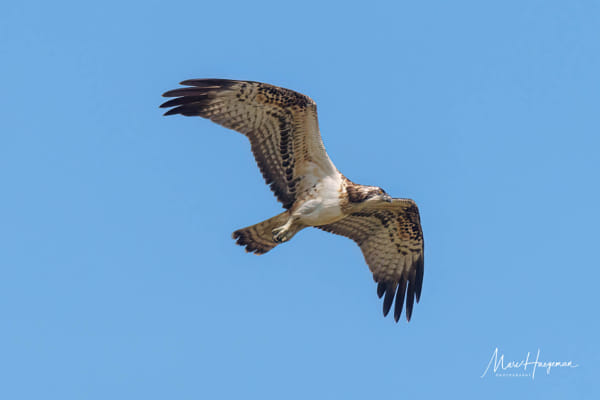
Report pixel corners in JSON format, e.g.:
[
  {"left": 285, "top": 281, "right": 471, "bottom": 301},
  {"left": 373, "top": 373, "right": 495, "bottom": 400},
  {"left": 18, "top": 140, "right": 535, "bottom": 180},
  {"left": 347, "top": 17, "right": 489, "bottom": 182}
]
[
  {"left": 162, "top": 87, "right": 213, "bottom": 98},
  {"left": 161, "top": 104, "right": 202, "bottom": 117},
  {"left": 414, "top": 254, "right": 424, "bottom": 303},
  {"left": 382, "top": 283, "right": 396, "bottom": 317},
  {"left": 393, "top": 278, "right": 407, "bottom": 322},
  {"left": 160, "top": 96, "right": 203, "bottom": 109},
  {"left": 162, "top": 88, "right": 186, "bottom": 98},
  {"left": 180, "top": 78, "right": 236, "bottom": 88},
  {"left": 405, "top": 281, "right": 415, "bottom": 322},
  {"left": 377, "top": 282, "right": 385, "bottom": 298},
  {"left": 163, "top": 108, "right": 180, "bottom": 116}
]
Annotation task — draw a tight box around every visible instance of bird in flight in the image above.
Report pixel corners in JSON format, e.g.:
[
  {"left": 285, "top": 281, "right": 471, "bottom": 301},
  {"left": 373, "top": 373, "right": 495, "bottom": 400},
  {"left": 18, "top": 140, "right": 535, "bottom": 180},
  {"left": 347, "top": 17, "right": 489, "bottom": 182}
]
[{"left": 161, "top": 79, "right": 424, "bottom": 322}]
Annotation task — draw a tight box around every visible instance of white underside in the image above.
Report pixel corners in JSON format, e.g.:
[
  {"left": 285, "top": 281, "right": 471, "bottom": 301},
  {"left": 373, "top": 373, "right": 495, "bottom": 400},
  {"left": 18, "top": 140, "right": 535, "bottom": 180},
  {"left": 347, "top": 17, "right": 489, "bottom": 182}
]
[{"left": 292, "top": 170, "right": 345, "bottom": 226}]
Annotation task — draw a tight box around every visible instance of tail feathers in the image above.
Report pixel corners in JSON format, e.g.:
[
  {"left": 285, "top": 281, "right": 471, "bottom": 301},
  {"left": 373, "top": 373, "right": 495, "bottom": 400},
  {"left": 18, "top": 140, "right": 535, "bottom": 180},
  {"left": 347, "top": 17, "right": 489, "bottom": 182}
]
[{"left": 232, "top": 212, "right": 289, "bottom": 255}]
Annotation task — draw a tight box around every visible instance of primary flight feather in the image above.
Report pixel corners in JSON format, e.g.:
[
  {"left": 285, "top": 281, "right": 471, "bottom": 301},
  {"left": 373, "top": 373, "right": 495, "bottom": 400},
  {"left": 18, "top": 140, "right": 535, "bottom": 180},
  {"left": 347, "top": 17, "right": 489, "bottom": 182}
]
[{"left": 161, "top": 79, "right": 424, "bottom": 322}]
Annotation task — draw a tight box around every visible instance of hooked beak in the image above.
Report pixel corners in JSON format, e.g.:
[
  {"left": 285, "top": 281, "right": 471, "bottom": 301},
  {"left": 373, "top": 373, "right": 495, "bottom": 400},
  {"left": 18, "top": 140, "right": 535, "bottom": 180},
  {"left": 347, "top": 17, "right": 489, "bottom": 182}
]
[{"left": 383, "top": 194, "right": 392, "bottom": 203}]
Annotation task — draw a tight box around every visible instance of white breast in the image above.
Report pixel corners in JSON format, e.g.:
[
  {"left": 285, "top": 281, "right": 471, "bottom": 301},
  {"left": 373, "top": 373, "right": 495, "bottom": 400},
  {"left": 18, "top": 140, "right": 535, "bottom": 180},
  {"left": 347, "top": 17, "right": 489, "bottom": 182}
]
[{"left": 293, "top": 171, "right": 345, "bottom": 226}]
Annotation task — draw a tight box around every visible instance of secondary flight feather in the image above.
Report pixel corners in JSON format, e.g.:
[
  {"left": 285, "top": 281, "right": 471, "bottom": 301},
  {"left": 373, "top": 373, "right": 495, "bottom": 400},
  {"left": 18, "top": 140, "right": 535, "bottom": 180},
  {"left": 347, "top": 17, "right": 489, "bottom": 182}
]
[{"left": 160, "top": 79, "right": 424, "bottom": 322}]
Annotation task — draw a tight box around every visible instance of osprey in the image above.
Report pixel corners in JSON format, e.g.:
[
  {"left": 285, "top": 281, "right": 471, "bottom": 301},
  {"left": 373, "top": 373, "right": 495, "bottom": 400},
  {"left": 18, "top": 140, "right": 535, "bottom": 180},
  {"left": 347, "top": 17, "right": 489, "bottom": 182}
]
[{"left": 161, "top": 79, "right": 424, "bottom": 322}]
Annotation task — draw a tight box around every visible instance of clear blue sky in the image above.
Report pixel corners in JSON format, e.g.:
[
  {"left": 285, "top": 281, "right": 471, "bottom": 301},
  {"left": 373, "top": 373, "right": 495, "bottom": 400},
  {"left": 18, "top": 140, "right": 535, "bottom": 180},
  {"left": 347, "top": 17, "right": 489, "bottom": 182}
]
[{"left": 1, "top": 1, "right": 598, "bottom": 398}]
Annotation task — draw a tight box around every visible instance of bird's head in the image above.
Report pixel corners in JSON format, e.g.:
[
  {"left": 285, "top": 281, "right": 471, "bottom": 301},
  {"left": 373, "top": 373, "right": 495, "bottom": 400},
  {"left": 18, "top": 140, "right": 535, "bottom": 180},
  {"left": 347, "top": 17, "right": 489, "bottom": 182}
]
[
  {"left": 348, "top": 184, "right": 393, "bottom": 205},
  {"left": 367, "top": 187, "right": 393, "bottom": 203}
]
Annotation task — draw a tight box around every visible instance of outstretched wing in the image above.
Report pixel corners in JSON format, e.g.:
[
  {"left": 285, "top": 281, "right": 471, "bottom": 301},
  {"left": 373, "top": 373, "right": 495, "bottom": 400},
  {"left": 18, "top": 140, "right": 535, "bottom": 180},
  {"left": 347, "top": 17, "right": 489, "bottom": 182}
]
[
  {"left": 161, "top": 79, "right": 337, "bottom": 209},
  {"left": 318, "top": 199, "right": 424, "bottom": 322}
]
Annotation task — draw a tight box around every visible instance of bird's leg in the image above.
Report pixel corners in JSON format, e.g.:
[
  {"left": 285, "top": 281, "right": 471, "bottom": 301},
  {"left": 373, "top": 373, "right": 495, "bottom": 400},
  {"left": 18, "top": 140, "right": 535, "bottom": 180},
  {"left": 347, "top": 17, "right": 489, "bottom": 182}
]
[{"left": 272, "top": 216, "right": 299, "bottom": 243}]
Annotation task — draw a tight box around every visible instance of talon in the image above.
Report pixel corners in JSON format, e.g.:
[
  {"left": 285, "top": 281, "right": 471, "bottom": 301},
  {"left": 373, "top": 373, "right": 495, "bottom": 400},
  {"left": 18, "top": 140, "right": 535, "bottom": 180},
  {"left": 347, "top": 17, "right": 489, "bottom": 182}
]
[{"left": 272, "top": 227, "right": 289, "bottom": 243}]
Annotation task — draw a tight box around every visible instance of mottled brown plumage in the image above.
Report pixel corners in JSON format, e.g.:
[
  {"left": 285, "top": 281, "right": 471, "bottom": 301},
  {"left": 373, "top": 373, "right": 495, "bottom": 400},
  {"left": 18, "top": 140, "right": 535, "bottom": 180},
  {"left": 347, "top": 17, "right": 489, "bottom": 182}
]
[
  {"left": 162, "top": 79, "right": 330, "bottom": 210},
  {"left": 318, "top": 199, "right": 423, "bottom": 321},
  {"left": 161, "top": 79, "right": 425, "bottom": 323}
]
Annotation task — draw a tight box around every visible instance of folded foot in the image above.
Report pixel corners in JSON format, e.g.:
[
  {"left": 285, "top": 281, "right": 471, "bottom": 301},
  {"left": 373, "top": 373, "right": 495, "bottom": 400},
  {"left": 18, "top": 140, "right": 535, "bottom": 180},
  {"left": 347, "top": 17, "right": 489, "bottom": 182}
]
[{"left": 272, "top": 226, "right": 293, "bottom": 243}]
